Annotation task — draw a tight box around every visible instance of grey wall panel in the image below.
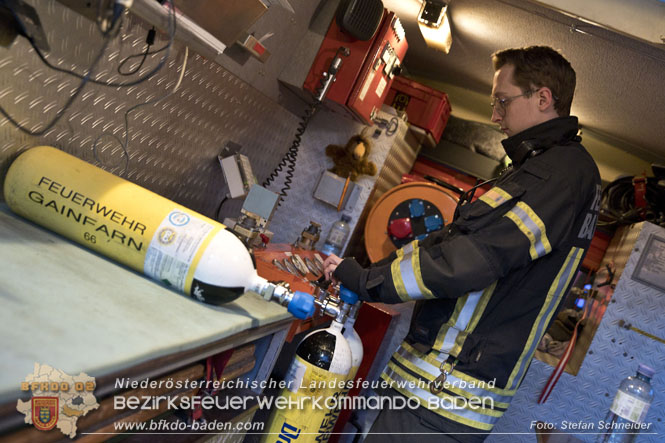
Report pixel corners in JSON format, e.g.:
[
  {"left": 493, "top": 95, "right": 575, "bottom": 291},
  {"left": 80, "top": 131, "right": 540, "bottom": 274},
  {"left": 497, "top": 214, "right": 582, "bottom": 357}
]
[
  {"left": 0, "top": 1, "right": 423, "bottom": 260},
  {"left": 266, "top": 106, "right": 411, "bottom": 251},
  {"left": 0, "top": 0, "right": 298, "bottom": 220},
  {"left": 214, "top": 0, "right": 324, "bottom": 102},
  {"left": 491, "top": 222, "right": 665, "bottom": 442}
]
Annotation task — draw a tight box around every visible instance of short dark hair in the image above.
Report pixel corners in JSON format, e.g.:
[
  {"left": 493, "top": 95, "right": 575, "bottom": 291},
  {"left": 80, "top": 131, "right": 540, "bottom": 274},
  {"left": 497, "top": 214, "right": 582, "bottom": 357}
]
[{"left": 492, "top": 46, "right": 576, "bottom": 116}]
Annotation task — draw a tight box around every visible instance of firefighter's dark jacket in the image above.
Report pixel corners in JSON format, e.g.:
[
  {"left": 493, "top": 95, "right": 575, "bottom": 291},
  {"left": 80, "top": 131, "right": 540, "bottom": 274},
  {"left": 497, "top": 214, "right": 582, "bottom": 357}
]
[{"left": 335, "top": 116, "right": 601, "bottom": 389}]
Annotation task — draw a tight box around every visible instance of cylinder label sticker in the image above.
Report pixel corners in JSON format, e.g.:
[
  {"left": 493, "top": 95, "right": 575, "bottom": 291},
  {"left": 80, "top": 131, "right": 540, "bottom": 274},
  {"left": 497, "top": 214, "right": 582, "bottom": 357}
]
[
  {"left": 284, "top": 357, "right": 307, "bottom": 393},
  {"left": 144, "top": 210, "right": 214, "bottom": 291}
]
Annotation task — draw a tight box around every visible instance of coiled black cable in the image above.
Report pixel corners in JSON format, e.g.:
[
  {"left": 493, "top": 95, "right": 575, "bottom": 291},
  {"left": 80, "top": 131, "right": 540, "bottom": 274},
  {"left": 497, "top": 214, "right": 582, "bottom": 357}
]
[
  {"left": 599, "top": 175, "right": 665, "bottom": 227},
  {"left": 263, "top": 47, "right": 349, "bottom": 207},
  {"left": 262, "top": 99, "right": 321, "bottom": 207}
]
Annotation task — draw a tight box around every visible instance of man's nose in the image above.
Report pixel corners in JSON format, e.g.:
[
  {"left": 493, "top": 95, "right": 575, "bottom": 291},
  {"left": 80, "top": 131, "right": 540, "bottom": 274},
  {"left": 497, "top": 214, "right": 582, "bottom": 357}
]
[{"left": 491, "top": 106, "right": 502, "bottom": 123}]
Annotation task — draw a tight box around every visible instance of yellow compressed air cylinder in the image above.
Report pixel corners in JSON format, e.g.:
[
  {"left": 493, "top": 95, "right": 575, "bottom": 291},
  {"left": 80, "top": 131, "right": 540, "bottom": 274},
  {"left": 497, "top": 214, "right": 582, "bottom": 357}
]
[
  {"left": 3, "top": 145, "right": 257, "bottom": 304},
  {"left": 262, "top": 320, "right": 352, "bottom": 442},
  {"left": 318, "top": 313, "right": 364, "bottom": 441}
]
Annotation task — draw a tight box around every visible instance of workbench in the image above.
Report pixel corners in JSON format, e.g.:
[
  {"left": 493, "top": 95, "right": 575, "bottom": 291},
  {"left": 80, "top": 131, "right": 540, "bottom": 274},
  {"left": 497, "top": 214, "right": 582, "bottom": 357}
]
[{"left": 0, "top": 204, "right": 293, "bottom": 439}]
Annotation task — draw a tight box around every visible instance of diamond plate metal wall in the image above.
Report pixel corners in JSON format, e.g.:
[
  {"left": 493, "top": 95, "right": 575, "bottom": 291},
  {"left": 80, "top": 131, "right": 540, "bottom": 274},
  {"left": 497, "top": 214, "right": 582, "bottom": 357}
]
[
  {"left": 490, "top": 222, "right": 665, "bottom": 443},
  {"left": 266, "top": 106, "right": 411, "bottom": 251},
  {"left": 0, "top": 0, "right": 298, "bottom": 219}
]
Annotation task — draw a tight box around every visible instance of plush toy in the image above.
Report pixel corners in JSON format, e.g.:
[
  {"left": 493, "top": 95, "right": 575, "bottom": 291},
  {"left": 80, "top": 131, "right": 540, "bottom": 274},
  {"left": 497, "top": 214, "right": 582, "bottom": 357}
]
[{"left": 325, "top": 134, "right": 377, "bottom": 182}]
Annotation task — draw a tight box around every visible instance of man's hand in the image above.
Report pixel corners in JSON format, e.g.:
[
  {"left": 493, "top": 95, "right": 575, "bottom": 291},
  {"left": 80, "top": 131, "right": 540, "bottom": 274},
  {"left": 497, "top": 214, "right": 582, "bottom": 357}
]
[{"left": 323, "top": 254, "right": 343, "bottom": 282}]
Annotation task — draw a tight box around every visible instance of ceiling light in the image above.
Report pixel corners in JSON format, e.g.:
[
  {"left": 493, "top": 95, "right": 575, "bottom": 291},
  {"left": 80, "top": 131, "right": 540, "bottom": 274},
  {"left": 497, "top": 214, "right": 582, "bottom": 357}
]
[{"left": 418, "top": 0, "right": 453, "bottom": 53}]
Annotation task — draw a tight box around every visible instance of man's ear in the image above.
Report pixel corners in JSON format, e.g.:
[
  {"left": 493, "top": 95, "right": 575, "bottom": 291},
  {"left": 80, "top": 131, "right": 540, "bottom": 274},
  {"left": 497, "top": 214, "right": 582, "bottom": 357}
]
[{"left": 536, "top": 87, "right": 555, "bottom": 112}]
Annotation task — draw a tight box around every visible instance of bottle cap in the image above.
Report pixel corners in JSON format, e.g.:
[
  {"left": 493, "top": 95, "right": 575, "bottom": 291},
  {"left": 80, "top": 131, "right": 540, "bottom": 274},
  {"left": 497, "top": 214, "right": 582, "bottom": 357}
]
[
  {"left": 637, "top": 364, "right": 655, "bottom": 378},
  {"left": 339, "top": 285, "right": 359, "bottom": 304},
  {"left": 341, "top": 214, "right": 351, "bottom": 222}
]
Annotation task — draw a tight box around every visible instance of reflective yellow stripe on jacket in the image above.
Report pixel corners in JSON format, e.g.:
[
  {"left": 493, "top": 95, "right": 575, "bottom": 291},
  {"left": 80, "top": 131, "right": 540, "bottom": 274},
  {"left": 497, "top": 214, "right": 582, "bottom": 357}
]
[
  {"left": 504, "top": 201, "right": 552, "bottom": 260},
  {"left": 381, "top": 342, "right": 514, "bottom": 431},
  {"left": 506, "top": 246, "right": 584, "bottom": 389},
  {"left": 433, "top": 282, "right": 496, "bottom": 357},
  {"left": 478, "top": 186, "right": 512, "bottom": 208},
  {"left": 391, "top": 240, "right": 436, "bottom": 301}
]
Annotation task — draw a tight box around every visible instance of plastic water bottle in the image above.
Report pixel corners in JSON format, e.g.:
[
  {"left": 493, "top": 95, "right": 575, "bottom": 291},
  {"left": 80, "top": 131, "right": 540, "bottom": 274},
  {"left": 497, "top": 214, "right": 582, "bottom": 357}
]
[
  {"left": 321, "top": 215, "right": 351, "bottom": 256},
  {"left": 597, "top": 364, "right": 655, "bottom": 443}
]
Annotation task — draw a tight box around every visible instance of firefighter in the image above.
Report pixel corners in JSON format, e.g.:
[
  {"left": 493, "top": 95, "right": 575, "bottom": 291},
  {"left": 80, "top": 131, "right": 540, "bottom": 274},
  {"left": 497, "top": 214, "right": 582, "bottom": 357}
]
[{"left": 323, "top": 46, "right": 601, "bottom": 442}]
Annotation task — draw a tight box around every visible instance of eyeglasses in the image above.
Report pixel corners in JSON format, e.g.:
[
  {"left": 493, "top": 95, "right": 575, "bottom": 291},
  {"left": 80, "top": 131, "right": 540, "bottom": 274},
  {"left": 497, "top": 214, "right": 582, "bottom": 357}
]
[{"left": 490, "top": 90, "right": 536, "bottom": 115}]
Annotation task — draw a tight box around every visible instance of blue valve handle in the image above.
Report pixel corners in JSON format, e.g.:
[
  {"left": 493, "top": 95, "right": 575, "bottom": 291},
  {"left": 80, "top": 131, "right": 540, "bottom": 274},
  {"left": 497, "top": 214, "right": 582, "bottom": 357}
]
[
  {"left": 287, "top": 291, "right": 316, "bottom": 319},
  {"left": 339, "top": 285, "right": 359, "bottom": 305}
]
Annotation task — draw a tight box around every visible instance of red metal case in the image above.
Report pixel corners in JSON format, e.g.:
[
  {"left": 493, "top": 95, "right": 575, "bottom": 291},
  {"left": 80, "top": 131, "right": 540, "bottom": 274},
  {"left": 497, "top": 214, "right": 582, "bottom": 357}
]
[
  {"left": 303, "top": 10, "right": 408, "bottom": 124},
  {"left": 385, "top": 76, "right": 452, "bottom": 146},
  {"left": 346, "top": 12, "right": 408, "bottom": 123}
]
